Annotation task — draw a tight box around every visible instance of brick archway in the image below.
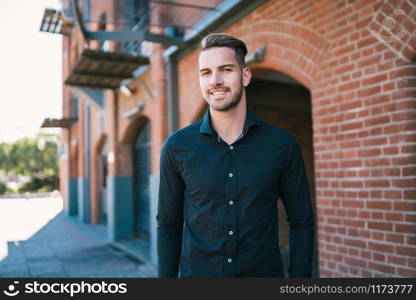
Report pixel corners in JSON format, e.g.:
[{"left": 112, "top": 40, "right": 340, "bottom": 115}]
[
  {"left": 119, "top": 114, "right": 151, "bottom": 178},
  {"left": 234, "top": 20, "right": 331, "bottom": 90}
]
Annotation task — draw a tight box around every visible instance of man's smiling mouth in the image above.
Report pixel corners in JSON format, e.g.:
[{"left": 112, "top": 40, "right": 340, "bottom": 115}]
[{"left": 209, "top": 88, "right": 229, "bottom": 96}]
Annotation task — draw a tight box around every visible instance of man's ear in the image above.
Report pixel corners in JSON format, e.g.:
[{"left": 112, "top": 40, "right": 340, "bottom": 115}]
[{"left": 242, "top": 66, "right": 252, "bottom": 87}]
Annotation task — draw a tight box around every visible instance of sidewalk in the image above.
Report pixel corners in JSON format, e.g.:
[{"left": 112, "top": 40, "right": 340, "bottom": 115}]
[{"left": 0, "top": 195, "right": 157, "bottom": 278}]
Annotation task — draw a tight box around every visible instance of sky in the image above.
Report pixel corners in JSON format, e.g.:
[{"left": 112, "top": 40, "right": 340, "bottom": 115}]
[{"left": 0, "top": 0, "right": 63, "bottom": 143}]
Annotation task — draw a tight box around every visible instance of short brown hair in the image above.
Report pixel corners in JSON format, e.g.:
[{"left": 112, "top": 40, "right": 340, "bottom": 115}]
[{"left": 200, "top": 33, "right": 248, "bottom": 68}]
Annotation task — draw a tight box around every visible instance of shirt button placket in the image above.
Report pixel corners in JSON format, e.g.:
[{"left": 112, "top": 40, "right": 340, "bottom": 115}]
[{"left": 225, "top": 144, "right": 236, "bottom": 276}]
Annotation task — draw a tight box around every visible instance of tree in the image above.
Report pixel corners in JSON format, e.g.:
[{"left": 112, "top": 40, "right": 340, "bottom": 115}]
[
  {"left": 0, "top": 143, "right": 11, "bottom": 171},
  {"left": 0, "top": 181, "right": 6, "bottom": 195},
  {"left": 0, "top": 135, "right": 59, "bottom": 192}
]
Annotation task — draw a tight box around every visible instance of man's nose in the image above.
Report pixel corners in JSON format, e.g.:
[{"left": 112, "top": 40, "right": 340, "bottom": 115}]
[{"left": 210, "top": 71, "right": 223, "bottom": 86}]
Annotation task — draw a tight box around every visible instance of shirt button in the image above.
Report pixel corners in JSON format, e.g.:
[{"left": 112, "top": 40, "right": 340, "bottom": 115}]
[
  {"left": 227, "top": 258, "right": 232, "bottom": 263},
  {"left": 229, "top": 200, "right": 234, "bottom": 205},
  {"left": 229, "top": 145, "right": 233, "bottom": 150},
  {"left": 228, "top": 173, "right": 233, "bottom": 178},
  {"left": 228, "top": 230, "right": 234, "bottom": 236}
]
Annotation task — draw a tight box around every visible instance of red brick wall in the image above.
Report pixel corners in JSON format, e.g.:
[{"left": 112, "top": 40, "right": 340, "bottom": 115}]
[
  {"left": 86, "top": 0, "right": 110, "bottom": 213},
  {"left": 118, "top": 41, "right": 168, "bottom": 176},
  {"left": 59, "top": 0, "right": 415, "bottom": 277},
  {"left": 105, "top": 90, "right": 118, "bottom": 177},
  {"left": 175, "top": 0, "right": 416, "bottom": 277},
  {"left": 118, "top": 70, "right": 152, "bottom": 177},
  {"left": 68, "top": 123, "right": 79, "bottom": 179},
  {"left": 150, "top": 43, "right": 169, "bottom": 174},
  {"left": 90, "top": 106, "right": 105, "bottom": 224},
  {"left": 62, "top": 4, "right": 85, "bottom": 186},
  {"left": 77, "top": 101, "right": 86, "bottom": 178}
]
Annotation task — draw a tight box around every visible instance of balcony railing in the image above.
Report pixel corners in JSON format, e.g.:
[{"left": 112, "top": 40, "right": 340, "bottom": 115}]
[{"left": 39, "top": 8, "right": 74, "bottom": 35}]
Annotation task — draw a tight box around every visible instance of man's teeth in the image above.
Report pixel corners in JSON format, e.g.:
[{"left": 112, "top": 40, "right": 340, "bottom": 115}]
[{"left": 211, "top": 90, "right": 227, "bottom": 95}]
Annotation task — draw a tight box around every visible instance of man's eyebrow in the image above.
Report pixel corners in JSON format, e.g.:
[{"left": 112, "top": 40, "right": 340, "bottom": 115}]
[
  {"left": 199, "top": 64, "right": 237, "bottom": 72},
  {"left": 219, "top": 64, "right": 237, "bottom": 68}
]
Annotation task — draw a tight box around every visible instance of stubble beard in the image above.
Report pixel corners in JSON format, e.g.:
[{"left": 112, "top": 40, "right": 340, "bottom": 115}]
[{"left": 208, "top": 81, "right": 244, "bottom": 112}]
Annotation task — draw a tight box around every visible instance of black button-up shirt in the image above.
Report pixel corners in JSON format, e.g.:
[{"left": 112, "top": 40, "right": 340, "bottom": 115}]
[{"left": 157, "top": 108, "right": 314, "bottom": 277}]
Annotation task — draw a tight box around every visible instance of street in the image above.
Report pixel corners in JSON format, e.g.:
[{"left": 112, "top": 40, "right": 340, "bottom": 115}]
[{"left": 0, "top": 194, "right": 156, "bottom": 278}]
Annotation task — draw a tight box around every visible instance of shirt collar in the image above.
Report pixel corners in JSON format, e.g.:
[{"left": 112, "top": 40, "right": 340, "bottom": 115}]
[{"left": 199, "top": 108, "right": 261, "bottom": 136}]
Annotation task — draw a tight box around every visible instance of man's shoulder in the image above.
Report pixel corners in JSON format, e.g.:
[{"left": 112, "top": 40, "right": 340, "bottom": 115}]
[{"left": 163, "top": 119, "right": 203, "bottom": 147}]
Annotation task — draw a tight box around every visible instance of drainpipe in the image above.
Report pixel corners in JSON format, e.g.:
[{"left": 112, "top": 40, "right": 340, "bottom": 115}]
[{"left": 166, "top": 56, "right": 179, "bottom": 134}]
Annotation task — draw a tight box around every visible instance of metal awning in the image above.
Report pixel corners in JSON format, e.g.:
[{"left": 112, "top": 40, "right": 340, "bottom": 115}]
[
  {"left": 64, "top": 49, "right": 150, "bottom": 89},
  {"left": 40, "top": 8, "right": 74, "bottom": 35},
  {"left": 66, "top": 0, "right": 222, "bottom": 46},
  {"left": 41, "top": 118, "right": 77, "bottom": 128}
]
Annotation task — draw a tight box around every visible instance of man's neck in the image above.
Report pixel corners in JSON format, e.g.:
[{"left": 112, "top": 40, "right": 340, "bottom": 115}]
[{"left": 209, "top": 100, "right": 247, "bottom": 145}]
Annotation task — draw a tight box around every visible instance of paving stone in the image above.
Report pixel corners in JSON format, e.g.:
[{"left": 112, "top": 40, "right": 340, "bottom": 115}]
[
  {"left": 0, "top": 263, "right": 31, "bottom": 277},
  {"left": 0, "top": 196, "right": 156, "bottom": 278},
  {"left": 28, "top": 260, "right": 67, "bottom": 277}
]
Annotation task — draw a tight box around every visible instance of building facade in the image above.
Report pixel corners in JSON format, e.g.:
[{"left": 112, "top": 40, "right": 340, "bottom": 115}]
[{"left": 40, "top": 0, "right": 416, "bottom": 277}]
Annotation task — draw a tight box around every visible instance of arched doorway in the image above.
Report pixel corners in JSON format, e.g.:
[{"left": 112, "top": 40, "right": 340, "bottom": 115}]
[
  {"left": 247, "top": 69, "right": 318, "bottom": 277},
  {"left": 133, "top": 120, "right": 151, "bottom": 247}
]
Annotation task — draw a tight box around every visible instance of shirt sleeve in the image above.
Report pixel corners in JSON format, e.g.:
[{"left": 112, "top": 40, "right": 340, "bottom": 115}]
[
  {"left": 156, "top": 138, "right": 185, "bottom": 277},
  {"left": 279, "top": 138, "right": 315, "bottom": 277}
]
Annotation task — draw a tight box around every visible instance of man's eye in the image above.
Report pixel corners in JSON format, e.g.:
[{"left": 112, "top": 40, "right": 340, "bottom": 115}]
[
  {"left": 224, "top": 68, "right": 232, "bottom": 72},
  {"left": 201, "top": 71, "right": 210, "bottom": 76}
]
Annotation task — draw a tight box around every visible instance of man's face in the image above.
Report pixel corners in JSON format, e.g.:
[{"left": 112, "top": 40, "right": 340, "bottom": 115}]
[{"left": 198, "top": 47, "right": 251, "bottom": 112}]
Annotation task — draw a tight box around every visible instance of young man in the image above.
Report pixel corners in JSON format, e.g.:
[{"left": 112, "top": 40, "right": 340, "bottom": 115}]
[{"left": 157, "top": 33, "right": 314, "bottom": 277}]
